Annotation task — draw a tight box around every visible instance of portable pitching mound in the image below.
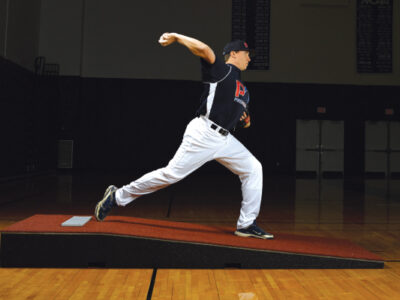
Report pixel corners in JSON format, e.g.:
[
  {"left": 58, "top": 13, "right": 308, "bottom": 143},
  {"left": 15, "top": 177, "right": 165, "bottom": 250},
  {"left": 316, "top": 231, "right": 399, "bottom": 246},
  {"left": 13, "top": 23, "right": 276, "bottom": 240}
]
[{"left": 0, "top": 214, "right": 383, "bottom": 268}]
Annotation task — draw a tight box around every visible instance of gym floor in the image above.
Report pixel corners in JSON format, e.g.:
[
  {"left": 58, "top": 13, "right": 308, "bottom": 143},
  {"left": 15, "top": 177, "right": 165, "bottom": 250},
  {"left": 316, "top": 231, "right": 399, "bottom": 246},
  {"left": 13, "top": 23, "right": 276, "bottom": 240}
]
[{"left": 0, "top": 171, "right": 399, "bottom": 299}]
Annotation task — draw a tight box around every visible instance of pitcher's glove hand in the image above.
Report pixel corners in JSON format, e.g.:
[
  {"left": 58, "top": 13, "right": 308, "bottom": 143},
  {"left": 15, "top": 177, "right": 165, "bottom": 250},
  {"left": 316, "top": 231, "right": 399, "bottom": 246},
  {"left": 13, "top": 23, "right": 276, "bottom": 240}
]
[{"left": 239, "top": 110, "right": 251, "bottom": 128}]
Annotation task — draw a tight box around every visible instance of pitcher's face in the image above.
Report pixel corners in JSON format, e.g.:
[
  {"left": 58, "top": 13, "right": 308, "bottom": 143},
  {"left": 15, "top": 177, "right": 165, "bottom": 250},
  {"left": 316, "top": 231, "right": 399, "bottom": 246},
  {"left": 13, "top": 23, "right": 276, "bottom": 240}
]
[{"left": 235, "top": 51, "right": 251, "bottom": 71}]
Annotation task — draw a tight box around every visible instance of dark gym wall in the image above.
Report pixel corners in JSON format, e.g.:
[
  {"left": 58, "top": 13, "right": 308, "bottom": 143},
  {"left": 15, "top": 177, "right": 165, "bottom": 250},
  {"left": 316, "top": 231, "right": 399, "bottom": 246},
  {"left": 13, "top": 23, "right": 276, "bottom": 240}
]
[
  {"left": 1, "top": 0, "right": 400, "bottom": 180},
  {"left": 1, "top": 55, "right": 400, "bottom": 179},
  {"left": 0, "top": 57, "right": 57, "bottom": 178},
  {"left": 0, "top": 0, "right": 41, "bottom": 70},
  {"left": 57, "top": 76, "right": 400, "bottom": 177},
  {"left": 35, "top": 0, "right": 400, "bottom": 85}
]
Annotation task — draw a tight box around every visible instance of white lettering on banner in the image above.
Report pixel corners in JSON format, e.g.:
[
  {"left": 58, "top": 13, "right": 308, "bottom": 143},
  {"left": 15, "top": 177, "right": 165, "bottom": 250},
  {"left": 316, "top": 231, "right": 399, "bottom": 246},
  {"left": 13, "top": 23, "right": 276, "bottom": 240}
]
[{"left": 360, "top": 0, "right": 390, "bottom": 5}]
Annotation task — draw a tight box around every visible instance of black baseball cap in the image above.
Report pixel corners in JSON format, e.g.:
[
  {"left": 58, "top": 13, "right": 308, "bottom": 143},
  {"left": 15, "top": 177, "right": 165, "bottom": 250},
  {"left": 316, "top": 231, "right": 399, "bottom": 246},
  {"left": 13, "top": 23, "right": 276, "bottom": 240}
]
[{"left": 222, "top": 40, "right": 252, "bottom": 55}]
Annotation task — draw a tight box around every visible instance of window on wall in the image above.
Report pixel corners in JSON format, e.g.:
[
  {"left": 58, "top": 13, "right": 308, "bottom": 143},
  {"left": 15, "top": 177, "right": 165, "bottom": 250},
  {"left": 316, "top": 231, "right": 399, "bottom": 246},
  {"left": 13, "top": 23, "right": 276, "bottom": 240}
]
[
  {"left": 231, "top": 0, "right": 271, "bottom": 70},
  {"left": 356, "top": 0, "right": 393, "bottom": 73}
]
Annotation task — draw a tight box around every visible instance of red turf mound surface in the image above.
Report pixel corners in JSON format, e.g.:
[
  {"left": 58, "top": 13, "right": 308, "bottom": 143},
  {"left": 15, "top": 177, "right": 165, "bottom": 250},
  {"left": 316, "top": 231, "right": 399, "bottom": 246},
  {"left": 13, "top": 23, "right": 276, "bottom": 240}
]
[{"left": 1, "top": 214, "right": 382, "bottom": 262}]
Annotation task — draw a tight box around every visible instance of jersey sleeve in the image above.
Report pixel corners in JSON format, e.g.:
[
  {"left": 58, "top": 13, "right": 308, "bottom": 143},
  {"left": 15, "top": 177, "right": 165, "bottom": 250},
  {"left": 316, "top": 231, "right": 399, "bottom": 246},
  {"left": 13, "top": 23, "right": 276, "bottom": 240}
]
[{"left": 200, "top": 56, "right": 230, "bottom": 83}]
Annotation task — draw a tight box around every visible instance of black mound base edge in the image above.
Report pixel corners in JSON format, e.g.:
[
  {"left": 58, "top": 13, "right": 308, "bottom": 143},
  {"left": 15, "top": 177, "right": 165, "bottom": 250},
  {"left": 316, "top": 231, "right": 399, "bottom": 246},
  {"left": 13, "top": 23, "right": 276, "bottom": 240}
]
[{"left": 1, "top": 232, "right": 384, "bottom": 269}]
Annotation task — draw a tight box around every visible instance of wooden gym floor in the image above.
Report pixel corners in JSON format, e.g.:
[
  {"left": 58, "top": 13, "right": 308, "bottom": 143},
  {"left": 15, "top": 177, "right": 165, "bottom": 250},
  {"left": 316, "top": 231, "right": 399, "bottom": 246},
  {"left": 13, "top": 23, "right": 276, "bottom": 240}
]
[{"left": 0, "top": 170, "right": 399, "bottom": 299}]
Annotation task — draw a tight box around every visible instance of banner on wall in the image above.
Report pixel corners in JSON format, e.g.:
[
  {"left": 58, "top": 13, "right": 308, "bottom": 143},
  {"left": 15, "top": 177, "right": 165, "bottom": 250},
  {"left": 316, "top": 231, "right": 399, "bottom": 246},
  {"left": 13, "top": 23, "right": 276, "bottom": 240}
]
[
  {"left": 357, "top": 0, "right": 393, "bottom": 73},
  {"left": 232, "top": 0, "right": 271, "bottom": 70}
]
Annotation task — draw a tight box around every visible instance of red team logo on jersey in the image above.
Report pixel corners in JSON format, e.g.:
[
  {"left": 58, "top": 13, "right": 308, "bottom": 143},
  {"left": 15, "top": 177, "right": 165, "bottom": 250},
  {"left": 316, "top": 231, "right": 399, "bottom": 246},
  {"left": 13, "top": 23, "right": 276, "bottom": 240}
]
[{"left": 235, "top": 80, "right": 246, "bottom": 98}]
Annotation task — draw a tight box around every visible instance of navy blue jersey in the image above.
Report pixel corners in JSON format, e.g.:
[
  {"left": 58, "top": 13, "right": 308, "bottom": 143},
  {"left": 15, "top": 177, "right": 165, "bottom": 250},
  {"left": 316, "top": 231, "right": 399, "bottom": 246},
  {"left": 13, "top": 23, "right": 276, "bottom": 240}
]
[{"left": 196, "top": 56, "right": 249, "bottom": 131}]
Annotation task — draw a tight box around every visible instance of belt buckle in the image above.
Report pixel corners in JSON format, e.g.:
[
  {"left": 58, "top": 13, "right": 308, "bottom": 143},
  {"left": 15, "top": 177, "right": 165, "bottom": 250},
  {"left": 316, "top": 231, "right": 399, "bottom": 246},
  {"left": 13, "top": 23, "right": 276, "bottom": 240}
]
[
  {"left": 210, "top": 123, "right": 228, "bottom": 136},
  {"left": 219, "top": 128, "right": 228, "bottom": 136}
]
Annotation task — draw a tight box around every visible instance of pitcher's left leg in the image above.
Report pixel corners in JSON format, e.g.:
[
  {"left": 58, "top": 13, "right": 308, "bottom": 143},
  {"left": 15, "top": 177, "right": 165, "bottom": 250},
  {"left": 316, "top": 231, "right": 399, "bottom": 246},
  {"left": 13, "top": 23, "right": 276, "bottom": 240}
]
[
  {"left": 215, "top": 135, "right": 273, "bottom": 239},
  {"left": 237, "top": 157, "right": 263, "bottom": 229},
  {"left": 214, "top": 135, "right": 263, "bottom": 228}
]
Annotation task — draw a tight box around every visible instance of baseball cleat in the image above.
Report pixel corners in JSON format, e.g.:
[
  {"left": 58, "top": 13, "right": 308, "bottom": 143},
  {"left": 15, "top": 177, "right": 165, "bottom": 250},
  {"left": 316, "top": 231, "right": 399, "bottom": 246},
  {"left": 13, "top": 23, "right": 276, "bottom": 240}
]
[
  {"left": 94, "top": 185, "right": 117, "bottom": 221},
  {"left": 234, "top": 221, "right": 274, "bottom": 239}
]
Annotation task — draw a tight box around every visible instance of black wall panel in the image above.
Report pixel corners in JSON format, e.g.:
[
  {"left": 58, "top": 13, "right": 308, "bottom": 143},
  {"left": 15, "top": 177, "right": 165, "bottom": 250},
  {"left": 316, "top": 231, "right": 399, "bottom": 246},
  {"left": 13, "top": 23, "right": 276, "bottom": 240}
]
[
  {"left": 2, "top": 58, "right": 400, "bottom": 179},
  {"left": 0, "top": 57, "right": 57, "bottom": 179}
]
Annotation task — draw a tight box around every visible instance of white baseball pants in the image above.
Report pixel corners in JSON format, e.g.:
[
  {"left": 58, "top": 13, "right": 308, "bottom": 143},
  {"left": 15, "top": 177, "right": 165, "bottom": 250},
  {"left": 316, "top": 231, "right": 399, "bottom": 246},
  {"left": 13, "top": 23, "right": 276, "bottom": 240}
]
[{"left": 115, "top": 116, "right": 263, "bottom": 229}]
